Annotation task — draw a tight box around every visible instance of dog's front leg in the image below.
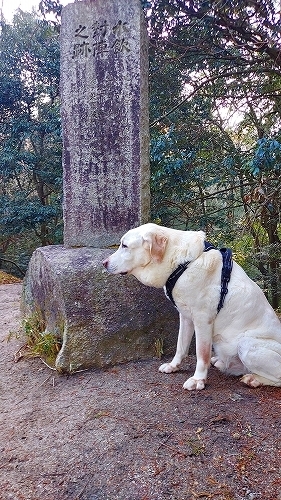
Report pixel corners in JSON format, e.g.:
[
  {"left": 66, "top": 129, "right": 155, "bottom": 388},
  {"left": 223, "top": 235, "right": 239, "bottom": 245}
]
[
  {"left": 183, "top": 324, "right": 213, "bottom": 390},
  {"left": 159, "top": 314, "right": 194, "bottom": 374}
]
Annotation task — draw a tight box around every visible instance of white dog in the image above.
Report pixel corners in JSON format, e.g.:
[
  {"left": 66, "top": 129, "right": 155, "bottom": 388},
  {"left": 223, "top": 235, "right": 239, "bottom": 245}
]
[{"left": 103, "top": 223, "right": 281, "bottom": 390}]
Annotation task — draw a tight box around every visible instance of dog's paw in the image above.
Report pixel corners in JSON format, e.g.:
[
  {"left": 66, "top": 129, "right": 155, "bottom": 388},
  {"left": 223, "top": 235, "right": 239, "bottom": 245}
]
[
  {"left": 240, "top": 374, "right": 262, "bottom": 388},
  {"left": 211, "top": 357, "right": 226, "bottom": 371},
  {"left": 159, "top": 363, "right": 179, "bottom": 374},
  {"left": 183, "top": 377, "right": 205, "bottom": 390}
]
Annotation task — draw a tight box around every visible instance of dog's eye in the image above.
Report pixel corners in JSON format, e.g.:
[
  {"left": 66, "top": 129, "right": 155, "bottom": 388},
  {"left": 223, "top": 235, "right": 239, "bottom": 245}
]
[{"left": 121, "top": 242, "right": 128, "bottom": 249}]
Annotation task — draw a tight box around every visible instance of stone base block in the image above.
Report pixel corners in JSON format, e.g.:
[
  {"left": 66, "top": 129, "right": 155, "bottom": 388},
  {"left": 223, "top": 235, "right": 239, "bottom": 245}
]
[{"left": 21, "top": 246, "right": 179, "bottom": 373}]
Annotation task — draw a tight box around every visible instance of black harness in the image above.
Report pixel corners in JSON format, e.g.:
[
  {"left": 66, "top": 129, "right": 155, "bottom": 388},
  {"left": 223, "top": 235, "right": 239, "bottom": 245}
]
[{"left": 164, "top": 241, "right": 233, "bottom": 314}]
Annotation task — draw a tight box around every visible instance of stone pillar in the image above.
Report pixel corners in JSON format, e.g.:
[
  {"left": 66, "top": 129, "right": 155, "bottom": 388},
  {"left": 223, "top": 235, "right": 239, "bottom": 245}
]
[
  {"left": 60, "top": 0, "right": 150, "bottom": 247},
  {"left": 21, "top": 0, "right": 180, "bottom": 373}
]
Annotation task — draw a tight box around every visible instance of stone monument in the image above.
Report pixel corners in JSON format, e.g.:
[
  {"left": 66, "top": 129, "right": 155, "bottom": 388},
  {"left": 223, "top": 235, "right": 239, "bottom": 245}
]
[
  {"left": 22, "top": 0, "right": 178, "bottom": 373},
  {"left": 61, "top": 0, "right": 150, "bottom": 247}
]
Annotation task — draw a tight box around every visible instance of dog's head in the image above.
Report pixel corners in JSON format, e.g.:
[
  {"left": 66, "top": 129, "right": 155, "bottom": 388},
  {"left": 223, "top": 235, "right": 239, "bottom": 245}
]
[
  {"left": 102, "top": 223, "right": 167, "bottom": 282},
  {"left": 103, "top": 223, "right": 206, "bottom": 288}
]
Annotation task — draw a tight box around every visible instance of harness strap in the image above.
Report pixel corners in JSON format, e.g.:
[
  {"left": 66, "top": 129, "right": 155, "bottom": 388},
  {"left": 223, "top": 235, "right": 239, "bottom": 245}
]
[
  {"left": 164, "top": 261, "right": 190, "bottom": 306},
  {"left": 204, "top": 240, "right": 216, "bottom": 252},
  {"left": 217, "top": 248, "right": 233, "bottom": 313},
  {"left": 164, "top": 241, "right": 233, "bottom": 313}
]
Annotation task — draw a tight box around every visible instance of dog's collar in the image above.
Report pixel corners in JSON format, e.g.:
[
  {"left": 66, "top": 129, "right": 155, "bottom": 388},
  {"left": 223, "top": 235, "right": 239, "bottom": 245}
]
[{"left": 164, "top": 241, "right": 232, "bottom": 313}]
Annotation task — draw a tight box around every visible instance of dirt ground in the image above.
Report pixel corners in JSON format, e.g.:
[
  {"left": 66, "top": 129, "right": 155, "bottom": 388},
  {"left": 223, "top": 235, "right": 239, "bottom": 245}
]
[{"left": 1, "top": 283, "right": 281, "bottom": 500}]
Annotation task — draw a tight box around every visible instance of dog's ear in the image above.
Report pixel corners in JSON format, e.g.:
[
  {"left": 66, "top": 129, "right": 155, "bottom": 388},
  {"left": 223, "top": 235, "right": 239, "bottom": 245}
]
[{"left": 143, "top": 231, "right": 168, "bottom": 263}]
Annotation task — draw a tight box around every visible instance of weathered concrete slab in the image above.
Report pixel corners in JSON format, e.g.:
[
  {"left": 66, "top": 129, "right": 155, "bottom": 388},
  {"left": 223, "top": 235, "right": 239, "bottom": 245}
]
[
  {"left": 60, "top": 0, "right": 150, "bottom": 247},
  {"left": 22, "top": 246, "right": 178, "bottom": 373}
]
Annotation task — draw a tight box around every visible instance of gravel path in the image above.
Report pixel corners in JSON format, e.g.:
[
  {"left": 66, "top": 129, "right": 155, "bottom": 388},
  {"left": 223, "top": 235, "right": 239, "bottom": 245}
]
[{"left": 0, "top": 284, "right": 281, "bottom": 500}]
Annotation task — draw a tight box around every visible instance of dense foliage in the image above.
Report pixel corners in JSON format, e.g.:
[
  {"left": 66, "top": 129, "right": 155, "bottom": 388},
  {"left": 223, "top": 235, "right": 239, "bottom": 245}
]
[
  {"left": 0, "top": 11, "right": 62, "bottom": 272},
  {"left": 142, "top": 0, "right": 281, "bottom": 306}
]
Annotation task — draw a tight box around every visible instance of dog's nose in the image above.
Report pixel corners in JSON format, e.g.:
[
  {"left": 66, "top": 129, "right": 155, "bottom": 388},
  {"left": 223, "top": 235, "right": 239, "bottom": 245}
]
[{"left": 102, "top": 259, "right": 109, "bottom": 269}]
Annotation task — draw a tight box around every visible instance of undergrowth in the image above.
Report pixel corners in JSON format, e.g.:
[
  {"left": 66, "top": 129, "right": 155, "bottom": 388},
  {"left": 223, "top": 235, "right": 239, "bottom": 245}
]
[{"left": 12, "top": 310, "right": 62, "bottom": 369}]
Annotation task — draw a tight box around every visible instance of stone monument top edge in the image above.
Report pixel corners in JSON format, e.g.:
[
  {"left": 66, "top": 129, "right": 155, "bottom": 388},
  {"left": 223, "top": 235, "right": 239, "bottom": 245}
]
[{"left": 62, "top": 0, "right": 144, "bottom": 10}]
